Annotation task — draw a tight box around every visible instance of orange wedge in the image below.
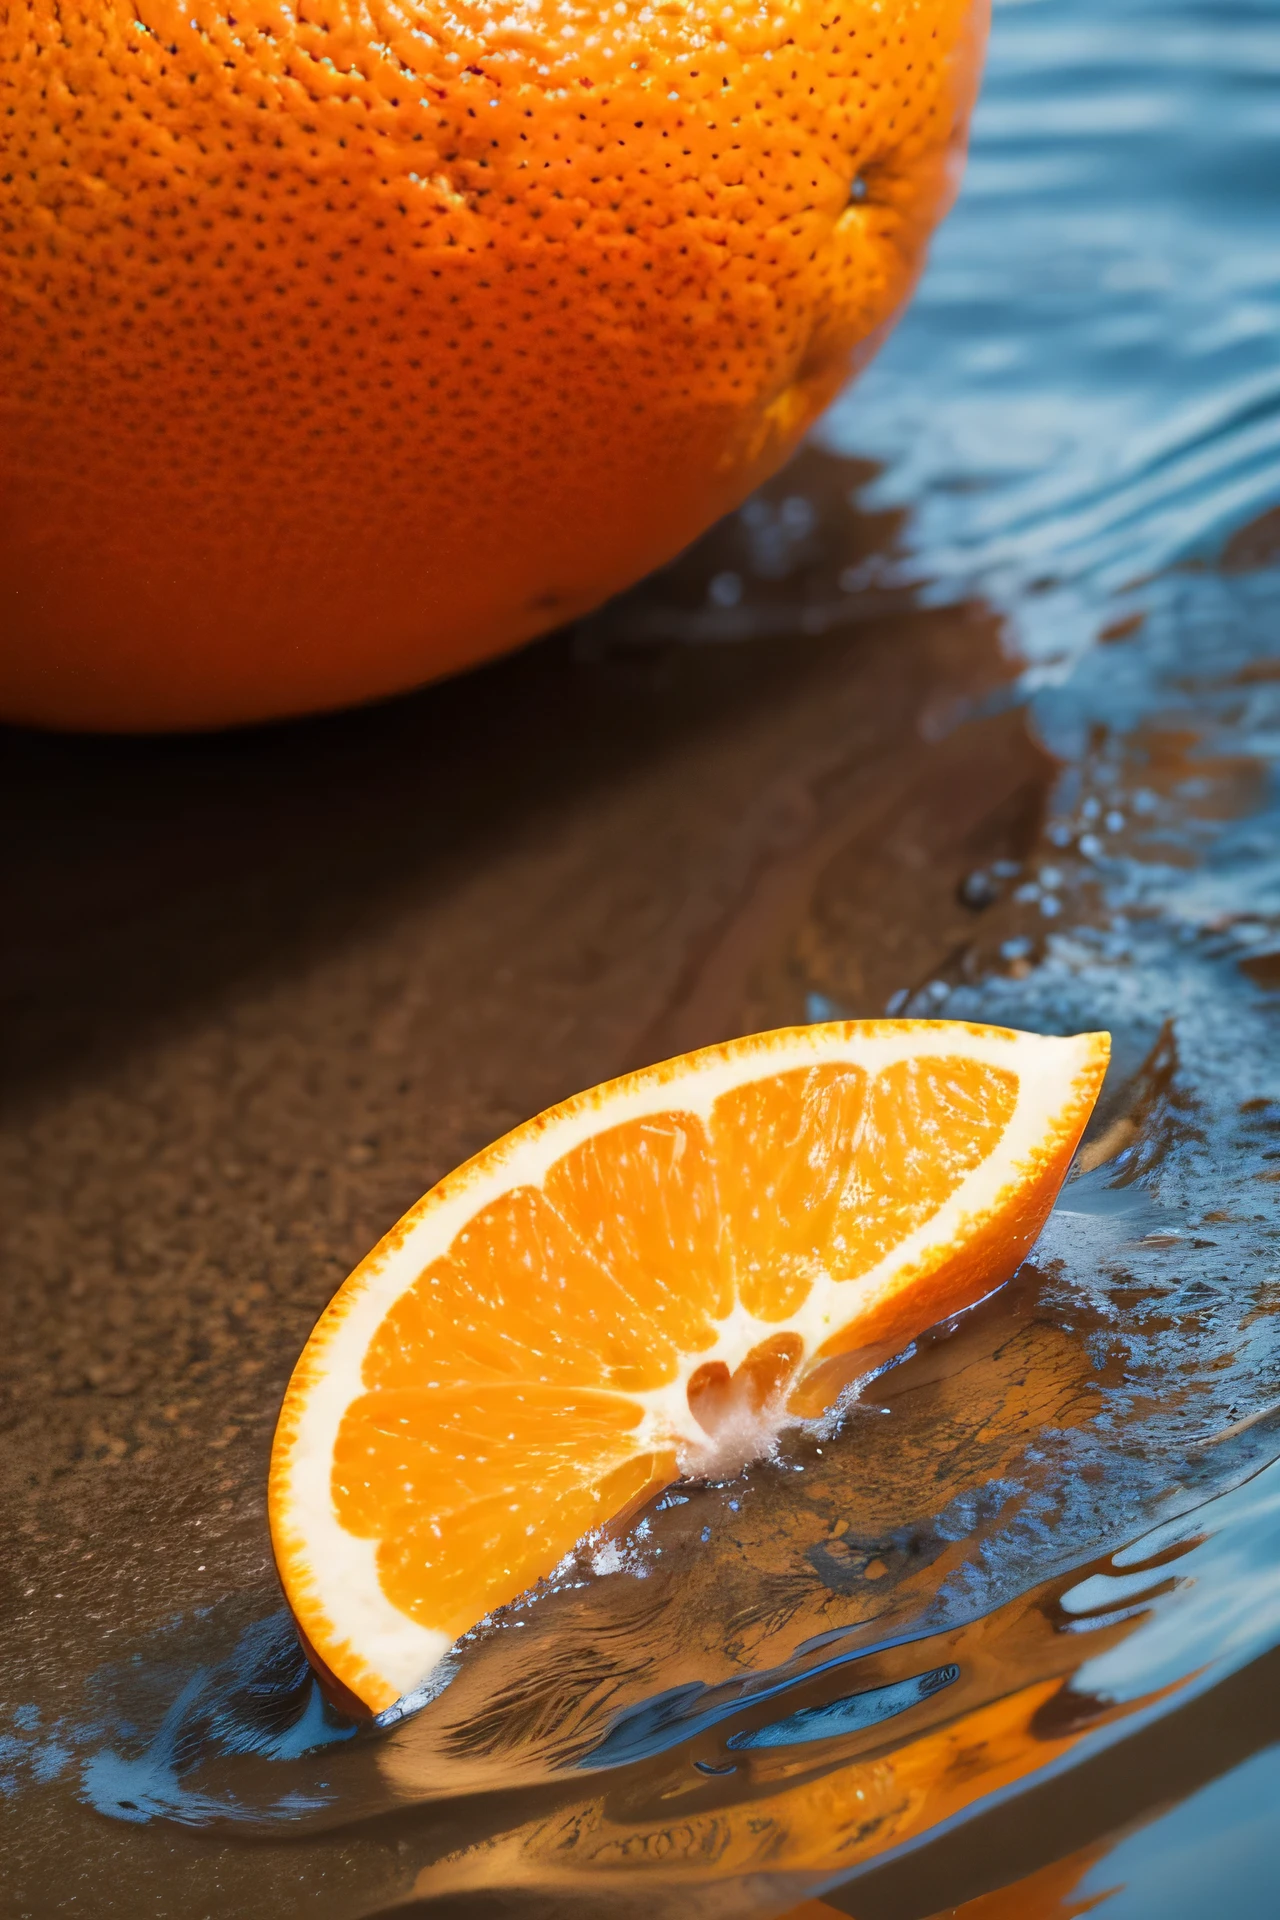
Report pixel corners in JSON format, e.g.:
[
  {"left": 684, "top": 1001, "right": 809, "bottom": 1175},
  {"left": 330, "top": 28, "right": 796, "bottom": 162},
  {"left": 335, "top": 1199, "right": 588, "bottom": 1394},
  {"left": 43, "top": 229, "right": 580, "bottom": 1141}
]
[{"left": 270, "top": 1019, "right": 1108, "bottom": 1713}]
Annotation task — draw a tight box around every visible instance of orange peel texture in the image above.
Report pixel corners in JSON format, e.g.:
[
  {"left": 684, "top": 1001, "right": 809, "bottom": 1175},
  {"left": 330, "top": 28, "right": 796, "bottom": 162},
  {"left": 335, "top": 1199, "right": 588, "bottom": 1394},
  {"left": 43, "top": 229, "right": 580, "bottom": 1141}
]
[{"left": 1, "top": 0, "right": 988, "bottom": 730}]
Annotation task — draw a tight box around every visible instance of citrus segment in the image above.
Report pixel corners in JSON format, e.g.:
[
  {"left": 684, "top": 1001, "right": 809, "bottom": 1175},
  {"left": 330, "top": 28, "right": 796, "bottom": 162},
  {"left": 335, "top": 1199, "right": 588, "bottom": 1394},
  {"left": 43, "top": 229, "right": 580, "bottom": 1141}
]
[
  {"left": 837, "top": 1056, "right": 1019, "bottom": 1274},
  {"left": 544, "top": 1114, "right": 733, "bottom": 1356},
  {"left": 712, "top": 1063, "right": 870, "bottom": 1321},
  {"left": 270, "top": 1019, "right": 1107, "bottom": 1712}
]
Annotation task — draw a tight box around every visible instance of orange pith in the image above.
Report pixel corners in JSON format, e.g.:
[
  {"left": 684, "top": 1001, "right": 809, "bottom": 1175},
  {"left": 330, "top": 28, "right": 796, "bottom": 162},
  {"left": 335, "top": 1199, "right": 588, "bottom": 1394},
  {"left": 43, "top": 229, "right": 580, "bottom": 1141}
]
[
  {"left": 270, "top": 1019, "right": 1107, "bottom": 1714},
  {"left": 0, "top": 0, "right": 987, "bottom": 731}
]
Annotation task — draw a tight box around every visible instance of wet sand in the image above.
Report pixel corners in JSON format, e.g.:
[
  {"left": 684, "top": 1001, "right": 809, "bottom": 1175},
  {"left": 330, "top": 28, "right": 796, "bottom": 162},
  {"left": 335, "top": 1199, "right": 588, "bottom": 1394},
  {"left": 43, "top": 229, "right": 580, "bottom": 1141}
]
[{"left": 1, "top": 456, "right": 1057, "bottom": 1913}]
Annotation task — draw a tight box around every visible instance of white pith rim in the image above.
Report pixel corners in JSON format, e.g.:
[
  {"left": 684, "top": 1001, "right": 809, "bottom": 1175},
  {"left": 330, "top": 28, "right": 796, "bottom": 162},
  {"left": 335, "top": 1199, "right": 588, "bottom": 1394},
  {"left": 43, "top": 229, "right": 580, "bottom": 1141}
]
[{"left": 270, "top": 1020, "right": 1108, "bottom": 1707}]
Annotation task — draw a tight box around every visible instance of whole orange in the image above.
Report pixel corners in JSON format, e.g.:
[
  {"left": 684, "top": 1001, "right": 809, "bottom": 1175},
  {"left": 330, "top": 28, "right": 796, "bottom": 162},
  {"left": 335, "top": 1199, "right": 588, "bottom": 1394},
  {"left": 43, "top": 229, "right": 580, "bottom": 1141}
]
[{"left": 1, "top": 0, "right": 986, "bottom": 730}]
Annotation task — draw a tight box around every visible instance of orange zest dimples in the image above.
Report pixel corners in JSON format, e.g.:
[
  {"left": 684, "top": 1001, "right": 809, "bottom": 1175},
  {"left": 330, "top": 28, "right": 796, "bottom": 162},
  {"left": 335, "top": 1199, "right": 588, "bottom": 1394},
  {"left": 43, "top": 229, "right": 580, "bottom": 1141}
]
[
  {"left": 269, "top": 1019, "right": 1108, "bottom": 1714},
  {"left": 1, "top": 0, "right": 987, "bottom": 731}
]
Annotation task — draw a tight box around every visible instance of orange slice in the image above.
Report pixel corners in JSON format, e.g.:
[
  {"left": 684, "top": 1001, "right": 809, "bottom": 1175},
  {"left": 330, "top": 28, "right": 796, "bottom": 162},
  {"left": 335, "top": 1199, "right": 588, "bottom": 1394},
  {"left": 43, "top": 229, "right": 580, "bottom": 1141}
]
[{"left": 270, "top": 1019, "right": 1108, "bottom": 1713}]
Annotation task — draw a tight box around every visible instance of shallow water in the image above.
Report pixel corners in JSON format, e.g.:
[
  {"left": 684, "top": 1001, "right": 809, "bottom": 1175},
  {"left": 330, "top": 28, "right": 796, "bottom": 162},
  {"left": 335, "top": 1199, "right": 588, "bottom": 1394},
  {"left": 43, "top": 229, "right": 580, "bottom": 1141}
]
[{"left": 3, "top": 0, "right": 1280, "bottom": 1912}]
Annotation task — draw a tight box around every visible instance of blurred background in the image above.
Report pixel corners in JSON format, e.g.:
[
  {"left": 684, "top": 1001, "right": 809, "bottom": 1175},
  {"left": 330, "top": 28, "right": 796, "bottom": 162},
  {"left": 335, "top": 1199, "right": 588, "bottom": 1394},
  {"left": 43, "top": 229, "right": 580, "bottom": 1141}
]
[{"left": 3, "top": 0, "right": 1280, "bottom": 1913}]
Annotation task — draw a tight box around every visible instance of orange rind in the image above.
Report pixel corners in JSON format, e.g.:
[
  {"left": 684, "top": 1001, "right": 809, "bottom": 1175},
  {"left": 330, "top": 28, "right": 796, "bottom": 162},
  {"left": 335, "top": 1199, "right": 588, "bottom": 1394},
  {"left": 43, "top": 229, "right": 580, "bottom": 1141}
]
[
  {"left": 1, "top": 0, "right": 987, "bottom": 729},
  {"left": 270, "top": 1018, "right": 1107, "bottom": 1712}
]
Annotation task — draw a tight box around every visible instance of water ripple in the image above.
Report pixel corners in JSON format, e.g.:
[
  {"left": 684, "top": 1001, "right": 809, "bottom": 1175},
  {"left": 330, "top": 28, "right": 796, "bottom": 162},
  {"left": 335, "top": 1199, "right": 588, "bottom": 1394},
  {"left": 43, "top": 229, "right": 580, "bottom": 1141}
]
[{"left": 821, "top": 0, "right": 1280, "bottom": 658}]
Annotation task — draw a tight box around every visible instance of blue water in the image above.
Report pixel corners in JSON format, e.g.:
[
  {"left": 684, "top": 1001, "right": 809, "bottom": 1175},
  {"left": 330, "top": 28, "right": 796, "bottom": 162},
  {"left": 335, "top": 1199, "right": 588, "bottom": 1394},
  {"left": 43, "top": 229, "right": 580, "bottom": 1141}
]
[
  {"left": 5, "top": 0, "right": 1280, "bottom": 1913},
  {"left": 825, "top": 0, "right": 1280, "bottom": 654},
  {"left": 1075, "top": 1745, "right": 1280, "bottom": 1919}
]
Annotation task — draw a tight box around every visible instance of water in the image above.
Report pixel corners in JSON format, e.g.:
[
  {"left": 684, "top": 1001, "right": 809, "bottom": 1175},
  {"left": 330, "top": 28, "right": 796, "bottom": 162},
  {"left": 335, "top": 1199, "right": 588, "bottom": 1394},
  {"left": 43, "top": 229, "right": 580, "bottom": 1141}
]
[
  {"left": 828, "top": 0, "right": 1280, "bottom": 652},
  {"left": 3, "top": 0, "right": 1280, "bottom": 1912}
]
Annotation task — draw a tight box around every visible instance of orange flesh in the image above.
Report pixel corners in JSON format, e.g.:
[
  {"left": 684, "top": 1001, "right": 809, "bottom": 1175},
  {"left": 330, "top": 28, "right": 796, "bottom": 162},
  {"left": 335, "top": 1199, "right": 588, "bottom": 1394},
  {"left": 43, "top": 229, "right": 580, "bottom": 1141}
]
[
  {"left": 0, "top": 0, "right": 986, "bottom": 730},
  {"left": 333, "top": 1053, "right": 1032, "bottom": 1639}
]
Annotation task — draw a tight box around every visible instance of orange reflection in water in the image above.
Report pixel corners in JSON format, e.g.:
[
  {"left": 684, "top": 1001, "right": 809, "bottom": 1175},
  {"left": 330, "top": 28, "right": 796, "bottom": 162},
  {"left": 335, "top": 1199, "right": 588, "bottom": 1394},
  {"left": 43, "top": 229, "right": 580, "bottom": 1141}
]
[
  {"left": 780, "top": 1835, "right": 1121, "bottom": 1920},
  {"left": 409, "top": 1601, "right": 1175, "bottom": 1913},
  {"left": 936, "top": 1840, "right": 1121, "bottom": 1918},
  {"left": 368, "top": 1265, "right": 1204, "bottom": 1918},
  {"left": 781, "top": 1839, "right": 1121, "bottom": 1920}
]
